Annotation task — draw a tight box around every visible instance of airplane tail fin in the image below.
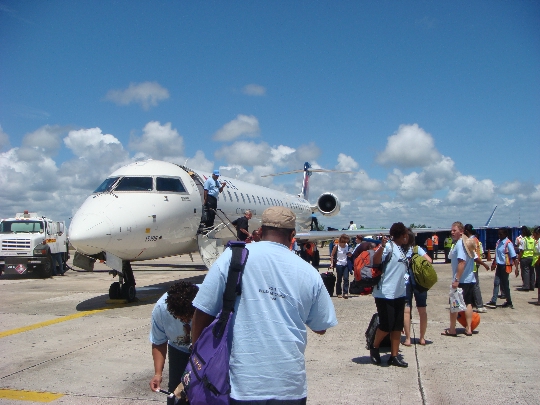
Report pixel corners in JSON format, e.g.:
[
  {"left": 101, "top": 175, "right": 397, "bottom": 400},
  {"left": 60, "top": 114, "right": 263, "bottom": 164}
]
[
  {"left": 485, "top": 205, "right": 497, "bottom": 227},
  {"left": 301, "top": 162, "right": 312, "bottom": 200}
]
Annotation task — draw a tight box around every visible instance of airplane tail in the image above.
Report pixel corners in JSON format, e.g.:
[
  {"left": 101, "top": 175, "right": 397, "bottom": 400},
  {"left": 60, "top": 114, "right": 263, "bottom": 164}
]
[
  {"left": 301, "top": 162, "right": 312, "bottom": 200},
  {"left": 485, "top": 205, "right": 497, "bottom": 227}
]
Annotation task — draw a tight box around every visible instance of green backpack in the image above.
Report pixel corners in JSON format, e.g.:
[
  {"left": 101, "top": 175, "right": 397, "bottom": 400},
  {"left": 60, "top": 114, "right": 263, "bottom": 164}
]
[{"left": 411, "top": 246, "right": 438, "bottom": 292}]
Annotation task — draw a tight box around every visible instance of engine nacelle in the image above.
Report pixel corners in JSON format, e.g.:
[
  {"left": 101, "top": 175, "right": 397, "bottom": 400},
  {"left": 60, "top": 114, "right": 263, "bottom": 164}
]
[{"left": 315, "top": 193, "right": 340, "bottom": 217}]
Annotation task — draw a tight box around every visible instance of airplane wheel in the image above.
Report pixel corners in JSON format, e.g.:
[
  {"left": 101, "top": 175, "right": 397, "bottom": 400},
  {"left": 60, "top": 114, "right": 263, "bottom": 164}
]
[
  {"left": 109, "top": 282, "right": 121, "bottom": 299},
  {"left": 122, "top": 284, "right": 136, "bottom": 302}
]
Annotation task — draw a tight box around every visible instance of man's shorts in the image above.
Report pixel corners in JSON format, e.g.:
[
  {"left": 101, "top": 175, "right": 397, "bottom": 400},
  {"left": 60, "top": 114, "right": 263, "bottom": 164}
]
[
  {"left": 406, "top": 282, "right": 427, "bottom": 308},
  {"left": 458, "top": 283, "right": 475, "bottom": 306}
]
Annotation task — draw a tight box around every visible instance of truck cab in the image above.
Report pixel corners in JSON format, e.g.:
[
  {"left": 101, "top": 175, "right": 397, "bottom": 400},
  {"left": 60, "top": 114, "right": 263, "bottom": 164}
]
[{"left": 0, "top": 211, "right": 69, "bottom": 277}]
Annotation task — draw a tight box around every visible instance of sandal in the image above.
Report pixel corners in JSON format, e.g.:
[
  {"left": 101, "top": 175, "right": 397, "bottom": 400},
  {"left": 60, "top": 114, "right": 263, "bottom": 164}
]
[{"left": 441, "top": 329, "right": 458, "bottom": 337}]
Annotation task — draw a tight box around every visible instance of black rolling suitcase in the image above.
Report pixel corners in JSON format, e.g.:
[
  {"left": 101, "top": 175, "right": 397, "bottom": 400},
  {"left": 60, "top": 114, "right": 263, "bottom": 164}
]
[
  {"left": 320, "top": 271, "right": 336, "bottom": 297},
  {"left": 365, "top": 313, "right": 391, "bottom": 349}
]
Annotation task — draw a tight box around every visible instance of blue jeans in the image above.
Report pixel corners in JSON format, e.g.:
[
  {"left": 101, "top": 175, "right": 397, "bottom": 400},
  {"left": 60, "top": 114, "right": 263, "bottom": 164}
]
[
  {"left": 230, "top": 399, "right": 307, "bottom": 405},
  {"left": 491, "top": 265, "right": 511, "bottom": 305},
  {"left": 336, "top": 265, "right": 349, "bottom": 295}
]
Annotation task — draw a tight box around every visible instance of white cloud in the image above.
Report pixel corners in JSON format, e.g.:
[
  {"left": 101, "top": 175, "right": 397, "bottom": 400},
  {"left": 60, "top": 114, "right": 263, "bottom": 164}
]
[
  {"left": 105, "top": 82, "right": 170, "bottom": 110},
  {"left": 242, "top": 84, "right": 266, "bottom": 96},
  {"left": 215, "top": 141, "right": 271, "bottom": 166},
  {"left": 0, "top": 126, "right": 10, "bottom": 151},
  {"left": 129, "top": 121, "right": 184, "bottom": 160},
  {"left": 447, "top": 175, "right": 496, "bottom": 204},
  {"left": 16, "top": 125, "right": 67, "bottom": 162},
  {"left": 64, "top": 127, "right": 123, "bottom": 159},
  {"left": 336, "top": 153, "right": 359, "bottom": 171},
  {"left": 213, "top": 115, "right": 260, "bottom": 141},
  {"left": 377, "top": 124, "right": 441, "bottom": 168}
]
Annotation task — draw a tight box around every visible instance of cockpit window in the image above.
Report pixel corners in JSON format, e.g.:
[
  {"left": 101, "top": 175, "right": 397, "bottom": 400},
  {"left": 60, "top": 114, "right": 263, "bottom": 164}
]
[
  {"left": 94, "top": 177, "right": 120, "bottom": 193},
  {"left": 156, "top": 177, "right": 187, "bottom": 193},
  {"left": 114, "top": 177, "right": 153, "bottom": 192}
]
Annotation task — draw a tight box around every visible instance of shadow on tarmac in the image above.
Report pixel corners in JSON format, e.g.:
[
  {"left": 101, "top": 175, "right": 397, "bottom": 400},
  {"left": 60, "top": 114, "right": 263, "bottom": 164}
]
[{"left": 74, "top": 274, "right": 206, "bottom": 312}]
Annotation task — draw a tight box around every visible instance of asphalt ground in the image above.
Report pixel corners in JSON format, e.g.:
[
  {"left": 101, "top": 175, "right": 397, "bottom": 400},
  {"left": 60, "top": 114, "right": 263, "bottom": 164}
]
[{"left": 0, "top": 250, "right": 539, "bottom": 405}]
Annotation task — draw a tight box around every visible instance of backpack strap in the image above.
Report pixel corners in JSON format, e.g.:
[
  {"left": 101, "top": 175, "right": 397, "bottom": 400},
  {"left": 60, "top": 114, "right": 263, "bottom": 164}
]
[{"left": 213, "top": 242, "right": 249, "bottom": 338}]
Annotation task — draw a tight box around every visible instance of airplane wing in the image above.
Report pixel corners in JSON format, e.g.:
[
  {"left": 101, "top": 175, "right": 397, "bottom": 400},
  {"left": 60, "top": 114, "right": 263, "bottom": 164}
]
[{"left": 295, "top": 227, "right": 451, "bottom": 243}]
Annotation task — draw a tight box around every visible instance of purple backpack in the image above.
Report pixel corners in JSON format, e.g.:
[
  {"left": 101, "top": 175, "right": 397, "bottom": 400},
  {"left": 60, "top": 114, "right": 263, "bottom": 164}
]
[{"left": 182, "top": 242, "right": 248, "bottom": 405}]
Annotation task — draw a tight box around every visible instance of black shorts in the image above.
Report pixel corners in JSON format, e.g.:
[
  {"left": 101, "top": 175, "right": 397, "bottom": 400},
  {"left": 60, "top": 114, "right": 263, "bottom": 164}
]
[
  {"left": 458, "top": 283, "right": 475, "bottom": 306},
  {"left": 374, "top": 297, "right": 406, "bottom": 332}
]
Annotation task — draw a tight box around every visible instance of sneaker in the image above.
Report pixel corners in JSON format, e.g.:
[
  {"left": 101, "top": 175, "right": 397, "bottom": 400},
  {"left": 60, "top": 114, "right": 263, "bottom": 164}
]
[
  {"left": 484, "top": 301, "right": 497, "bottom": 308},
  {"left": 474, "top": 307, "right": 488, "bottom": 313},
  {"left": 501, "top": 302, "right": 514, "bottom": 309}
]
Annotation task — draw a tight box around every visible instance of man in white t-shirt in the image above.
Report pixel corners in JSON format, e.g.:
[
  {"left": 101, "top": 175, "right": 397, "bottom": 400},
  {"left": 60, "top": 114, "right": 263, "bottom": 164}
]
[
  {"left": 191, "top": 207, "right": 338, "bottom": 404},
  {"left": 348, "top": 220, "right": 357, "bottom": 230}
]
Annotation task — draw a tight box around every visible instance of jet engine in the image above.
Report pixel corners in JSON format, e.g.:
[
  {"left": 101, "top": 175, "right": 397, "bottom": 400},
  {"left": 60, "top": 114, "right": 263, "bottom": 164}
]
[{"left": 315, "top": 193, "right": 340, "bottom": 216}]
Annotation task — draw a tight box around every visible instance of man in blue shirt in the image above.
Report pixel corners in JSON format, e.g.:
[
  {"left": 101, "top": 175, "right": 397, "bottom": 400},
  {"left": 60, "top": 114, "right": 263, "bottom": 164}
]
[
  {"left": 442, "top": 221, "right": 477, "bottom": 337},
  {"left": 203, "top": 169, "right": 226, "bottom": 228},
  {"left": 485, "top": 228, "right": 518, "bottom": 309},
  {"left": 191, "top": 207, "right": 338, "bottom": 404}
]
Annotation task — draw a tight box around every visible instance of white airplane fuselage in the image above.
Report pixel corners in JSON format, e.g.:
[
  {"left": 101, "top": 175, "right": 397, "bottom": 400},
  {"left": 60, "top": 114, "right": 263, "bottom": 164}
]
[{"left": 69, "top": 160, "right": 322, "bottom": 263}]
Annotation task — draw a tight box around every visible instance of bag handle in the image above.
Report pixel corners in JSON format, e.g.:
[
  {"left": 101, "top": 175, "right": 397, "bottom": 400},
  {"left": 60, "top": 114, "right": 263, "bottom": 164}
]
[{"left": 213, "top": 242, "right": 249, "bottom": 338}]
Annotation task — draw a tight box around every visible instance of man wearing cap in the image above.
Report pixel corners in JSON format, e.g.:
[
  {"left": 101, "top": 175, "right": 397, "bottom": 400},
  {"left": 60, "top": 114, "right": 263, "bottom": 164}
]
[
  {"left": 442, "top": 221, "right": 477, "bottom": 337},
  {"left": 203, "top": 169, "right": 227, "bottom": 228},
  {"left": 191, "top": 207, "right": 338, "bottom": 404}
]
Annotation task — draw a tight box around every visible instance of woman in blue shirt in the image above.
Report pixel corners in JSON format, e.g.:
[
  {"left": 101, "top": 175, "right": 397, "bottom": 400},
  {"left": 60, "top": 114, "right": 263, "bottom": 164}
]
[{"left": 370, "top": 222, "right": 410, "bottom": 368}]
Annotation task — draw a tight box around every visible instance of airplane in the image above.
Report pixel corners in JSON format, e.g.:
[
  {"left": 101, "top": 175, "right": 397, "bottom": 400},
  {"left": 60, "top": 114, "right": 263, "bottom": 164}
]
[
  {"left": 69, "top": 159, "right": 449, "bottom": 301},
  {"left": 69, "top": 160, "right": 344, "bottom": 300}
]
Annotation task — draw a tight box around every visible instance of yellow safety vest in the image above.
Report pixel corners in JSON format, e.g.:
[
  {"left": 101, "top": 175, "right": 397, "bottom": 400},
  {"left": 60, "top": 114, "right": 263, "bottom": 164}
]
[
  {"left": 444, "top": 237, "right": 453, "bottom": 248},
  {"left": 522, "top": 236, "right": 535, "bottom": 259}
]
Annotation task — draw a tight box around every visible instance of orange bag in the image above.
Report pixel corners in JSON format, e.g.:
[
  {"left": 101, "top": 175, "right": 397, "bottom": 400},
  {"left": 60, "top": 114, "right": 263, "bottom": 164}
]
[{"left": 457, "top": 311, "right": 480, "bottom": 331}]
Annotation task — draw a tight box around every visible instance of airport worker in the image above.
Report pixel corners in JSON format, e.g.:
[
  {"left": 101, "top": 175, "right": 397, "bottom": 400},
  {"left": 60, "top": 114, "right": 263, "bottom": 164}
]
[
  {"left": 441, "top": 221, "right": 477, "bottom": 337},
  {"left": 330, "top": 234, "right": 352, "bottom": 298},
  {"left": 310, "top": 211, "right": 319, "bottom": 231},
  {"left": 191, "top": 206, "right": 338, "bottom": 404},
  {"left": 424, "top": 236, "right": 434, "bottom": 260},
  {"left": 149, "top": 281, "right": 199, "bottom": 404},
  {"left": 203, "top": 169, "right": 227, "bottom": 228},
  {"left": 532, "top": 227, "right": 540, "bottom": 305},
  {"left": 369, "top": 222, "right": 410, "bottom": 368},
  {"left": 485, "top": 227, "right": 518, "bottom": 309},
  {"left": 464, "top": 224, "right": 490, "bottom": 313},
  {"left": 516, "top": 226, "right": 535, "bottom": 291},
  {"left": 51, "top": 252, "right": 64, "bottom": 276},
  {"left": 231, "top": 210, "right": 253, "bottom": 241},
  {"left": 402, "top": 228, "right": 431, "bottom": 347},
  {"left": 432, "top": 233, "right": 439, "bottom": 259},
  {"left": 348, "top": 220, "right": 357, "bottom": 230},
  {"left": 443, "top": 235, "right": 453, "bottom": 263}
]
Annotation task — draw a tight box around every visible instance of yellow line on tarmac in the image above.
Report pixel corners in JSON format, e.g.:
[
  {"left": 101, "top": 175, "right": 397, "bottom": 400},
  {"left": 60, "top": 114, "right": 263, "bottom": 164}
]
[
  {"left": 0, "top": 388, "right": 63, "bottom": 402},
  {"left": 0, "top": 309, "right": 109, "bottom": 339}
]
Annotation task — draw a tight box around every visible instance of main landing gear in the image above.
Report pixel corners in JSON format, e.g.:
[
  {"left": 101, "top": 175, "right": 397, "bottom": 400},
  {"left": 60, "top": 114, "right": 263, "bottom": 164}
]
[{"left": 108, "top": 261, "right": 136, "bottom": 302}]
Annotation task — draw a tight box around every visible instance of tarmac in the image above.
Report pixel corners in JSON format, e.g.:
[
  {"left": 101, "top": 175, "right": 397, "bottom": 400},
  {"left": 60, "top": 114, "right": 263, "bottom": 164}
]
[{"left": 0, "top": 250, "right": 539, "bottom": 405}]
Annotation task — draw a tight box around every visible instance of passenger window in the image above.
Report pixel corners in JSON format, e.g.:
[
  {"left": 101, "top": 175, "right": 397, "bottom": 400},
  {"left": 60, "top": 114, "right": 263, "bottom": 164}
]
[
  {"left": 156, "top": 177, "right": 186, "bottom": 192},
  {"left": 246, "top": 194, "right": 251, "bottom": 203},
  {"left": 115, "top": 177, "right": 153, "bottom": 191},
  {"left": 227, "top": 190, "right": 233, "bottom": 201},
  {"left": 241, "top": 193, "right": 245, "bottom": 203},
  {"left": 94, "top": 177, "right": 120, "bottom": 193},
  {"left": 234, "top": 192, "right": 239, "bottom": 202}
]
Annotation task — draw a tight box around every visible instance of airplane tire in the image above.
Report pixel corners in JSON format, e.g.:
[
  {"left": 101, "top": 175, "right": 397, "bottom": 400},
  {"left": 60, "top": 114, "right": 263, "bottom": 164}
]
[
  {"left": 40, "top": 256, "right": 53, "bottom": 278},
  {"left": 122, "top": 284, "right": 136, "bottom": 302},
  {"left": 109, "top": 282, "right": 121, "bottom": 299}
]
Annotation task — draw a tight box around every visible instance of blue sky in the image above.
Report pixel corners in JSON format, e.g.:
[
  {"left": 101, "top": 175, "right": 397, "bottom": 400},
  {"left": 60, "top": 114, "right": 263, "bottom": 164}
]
[{"left": 1, "top": 0, "right": 539, "bottom": 229}]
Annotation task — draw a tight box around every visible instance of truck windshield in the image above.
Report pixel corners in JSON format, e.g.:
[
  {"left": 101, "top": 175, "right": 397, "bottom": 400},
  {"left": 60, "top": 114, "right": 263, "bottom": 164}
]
[
  {"left": 0, "top": 221, "right": 44, "bottom": 233},
  {"left": 94, "top": 177, "right": 120, "bottom": 193}
]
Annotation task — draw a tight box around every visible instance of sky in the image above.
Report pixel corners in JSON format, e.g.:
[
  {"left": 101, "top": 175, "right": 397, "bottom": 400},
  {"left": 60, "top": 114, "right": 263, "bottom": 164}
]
[{"left": 1, "top": 0, "right": 539, "bottom": 230}]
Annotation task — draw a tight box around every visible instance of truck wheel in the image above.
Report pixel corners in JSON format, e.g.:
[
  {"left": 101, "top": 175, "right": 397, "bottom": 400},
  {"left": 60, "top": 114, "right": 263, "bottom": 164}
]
[
  {"left": 122, "top": 284, "right": 136, "bottom": 302},
  {"left": 40, "top": 256, "right": 53, "bottom": 278},
  {"left": 109, "top": 282, "right": 121, "bottom": 299}
]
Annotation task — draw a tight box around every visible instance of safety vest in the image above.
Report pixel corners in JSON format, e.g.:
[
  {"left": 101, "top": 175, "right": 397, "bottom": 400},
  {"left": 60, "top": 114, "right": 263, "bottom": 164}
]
[
  {"left": 425, "top": 238, "right": 433, "bottom": 250},
  {"left": 533, "top": 239, "right": 540, "bottom": 266},
  {"left": 522, "top": 236, "right": 535, "bottom": 258},
  {"left": 444, "top": 237, "right": 453, "bottom": 248},
  {"left": 432, "top": 235, "right": 439, "bottom": 245}
]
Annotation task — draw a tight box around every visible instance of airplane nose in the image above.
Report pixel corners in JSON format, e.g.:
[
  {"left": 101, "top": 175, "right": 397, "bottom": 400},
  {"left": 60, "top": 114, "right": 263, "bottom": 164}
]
[{"left": 69, "top": 214, "right": 113, "bottom": 255}]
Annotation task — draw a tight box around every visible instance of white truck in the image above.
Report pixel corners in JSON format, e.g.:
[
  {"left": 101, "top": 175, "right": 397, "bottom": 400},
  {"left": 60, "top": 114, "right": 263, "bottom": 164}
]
[{"left": 0, "top": 211, "right": 69, "bottom": 278}]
